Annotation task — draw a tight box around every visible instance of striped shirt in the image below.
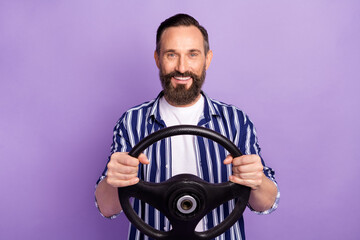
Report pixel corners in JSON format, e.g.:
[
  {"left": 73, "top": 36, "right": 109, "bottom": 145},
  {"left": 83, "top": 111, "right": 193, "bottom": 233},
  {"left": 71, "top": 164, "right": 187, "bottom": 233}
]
[{"left": 96, "top": 91, "right": 280, "bottom": 240}]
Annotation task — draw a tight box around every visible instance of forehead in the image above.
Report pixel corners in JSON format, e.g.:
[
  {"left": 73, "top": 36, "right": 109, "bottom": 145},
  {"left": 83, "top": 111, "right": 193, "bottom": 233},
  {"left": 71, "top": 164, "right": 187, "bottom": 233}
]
[{"left": 159, "top": 26, "right": 205, "bottom": 52}]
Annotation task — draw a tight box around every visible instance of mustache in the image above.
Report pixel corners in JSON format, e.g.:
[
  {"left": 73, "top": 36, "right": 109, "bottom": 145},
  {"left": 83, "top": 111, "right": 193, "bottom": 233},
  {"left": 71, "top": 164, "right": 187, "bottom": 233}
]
[{"left": 163, "top": 71, "right": 198, "bottom": 79}]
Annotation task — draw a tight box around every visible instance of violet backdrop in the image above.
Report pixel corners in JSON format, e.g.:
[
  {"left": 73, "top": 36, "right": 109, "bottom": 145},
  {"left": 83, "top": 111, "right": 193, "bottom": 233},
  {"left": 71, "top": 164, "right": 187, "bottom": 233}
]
[{"left": 1, "top": 0, "right": 359, "bottom": 239}]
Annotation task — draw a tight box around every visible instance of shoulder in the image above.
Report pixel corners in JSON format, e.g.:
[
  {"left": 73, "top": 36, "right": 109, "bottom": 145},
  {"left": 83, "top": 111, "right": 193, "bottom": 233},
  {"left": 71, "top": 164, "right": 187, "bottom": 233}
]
[
  {"left": 114, "top": 98, "right": 157, "bottom": 128},
  {"left": 206, "top": 95, "right": 249, "bottom": 125},
  {"left": 125, "top": 99, "right": 156, "bottom": 115}
]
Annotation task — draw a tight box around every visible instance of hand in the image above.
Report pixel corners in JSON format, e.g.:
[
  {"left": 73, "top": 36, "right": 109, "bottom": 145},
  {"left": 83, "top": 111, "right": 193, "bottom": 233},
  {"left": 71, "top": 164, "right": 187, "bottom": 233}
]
[
  {"left": 224, "top": 154, "right": 264, "bottom": 190},
  {"left": 106, "top": 152, "right": 149, "bottom": 188}
]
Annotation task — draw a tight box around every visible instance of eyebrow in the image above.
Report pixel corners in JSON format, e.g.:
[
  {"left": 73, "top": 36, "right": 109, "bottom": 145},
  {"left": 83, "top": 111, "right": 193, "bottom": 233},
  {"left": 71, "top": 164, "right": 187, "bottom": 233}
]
[
  {"left": 163, "top": 49, "right": 176, "bottom": 54},
  {"left": 163, "top": 49, "right": 202, "bottom": 54}
]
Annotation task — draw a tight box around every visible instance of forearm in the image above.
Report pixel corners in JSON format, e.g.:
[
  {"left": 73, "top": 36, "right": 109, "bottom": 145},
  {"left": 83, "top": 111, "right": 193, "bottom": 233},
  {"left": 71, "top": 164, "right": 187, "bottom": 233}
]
[
  {"left": 95, "top": 177, "right": 122, "bottom": 217},
  {"left": 248, "top": 174, "right": 278, "bottom": 212}
]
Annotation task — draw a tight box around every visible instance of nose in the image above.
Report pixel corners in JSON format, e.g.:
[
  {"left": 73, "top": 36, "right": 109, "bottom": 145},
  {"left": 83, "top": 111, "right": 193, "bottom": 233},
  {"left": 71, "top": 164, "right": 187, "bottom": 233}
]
[{"left": 175, "top": 55, "right": 188, "bottom": 73}]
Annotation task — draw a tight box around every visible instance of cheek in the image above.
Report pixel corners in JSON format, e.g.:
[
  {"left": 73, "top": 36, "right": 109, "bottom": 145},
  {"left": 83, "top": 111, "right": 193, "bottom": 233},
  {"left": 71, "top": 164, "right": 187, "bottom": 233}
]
[
  {"left": 190, "top": 60, "right": 206, "bottom": 73},
  {"left": 192, "top": 65, "right": 205, "bottom": 77},
  {"left": 160, "top": 63, "right": 175, "bottom": 75}
]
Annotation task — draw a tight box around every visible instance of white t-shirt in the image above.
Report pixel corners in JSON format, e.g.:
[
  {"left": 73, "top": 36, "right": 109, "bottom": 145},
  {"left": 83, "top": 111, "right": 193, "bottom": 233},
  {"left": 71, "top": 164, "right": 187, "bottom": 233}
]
[
  {"left": 159, "top": 95, "right": 204, "bottom": 176},
  {"left": 159, "top": 95, "right": 205, "bottom": 231}
]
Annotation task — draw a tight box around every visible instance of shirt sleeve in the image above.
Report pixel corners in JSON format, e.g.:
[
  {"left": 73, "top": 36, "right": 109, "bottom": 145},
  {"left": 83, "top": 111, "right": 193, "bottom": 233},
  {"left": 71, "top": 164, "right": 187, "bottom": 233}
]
[
  {"left": 94, "top": 114, "right": 132, "bottom": 219},
  {"left": 241, "top": 113, "right": 280, "bottom": 214}
]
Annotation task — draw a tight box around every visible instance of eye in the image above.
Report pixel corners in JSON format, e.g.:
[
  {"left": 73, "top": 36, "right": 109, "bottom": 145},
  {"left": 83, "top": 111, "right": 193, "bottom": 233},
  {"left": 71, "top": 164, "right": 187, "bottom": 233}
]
[
  {"left": 167, "top": 53, "right": 176, "bottom": 58},
  {"left": 190, "top": 53, "right": 198, "bottom": 57}
]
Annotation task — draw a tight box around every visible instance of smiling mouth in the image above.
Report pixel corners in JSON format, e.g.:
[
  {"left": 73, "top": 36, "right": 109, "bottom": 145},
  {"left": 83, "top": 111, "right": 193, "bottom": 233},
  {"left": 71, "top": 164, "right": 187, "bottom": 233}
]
[{"left": 173, "top": 76, "right": 192, "bottom": 81}]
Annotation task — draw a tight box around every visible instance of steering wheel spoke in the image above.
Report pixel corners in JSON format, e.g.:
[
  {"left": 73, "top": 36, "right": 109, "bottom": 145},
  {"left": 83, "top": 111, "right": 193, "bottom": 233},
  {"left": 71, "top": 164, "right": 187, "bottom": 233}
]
[
  {"left": 119, "top": 180, "right": 170, "bottom": 211},
  {"left": 203, "top": 181, "right": 247, "bottom": 210}
]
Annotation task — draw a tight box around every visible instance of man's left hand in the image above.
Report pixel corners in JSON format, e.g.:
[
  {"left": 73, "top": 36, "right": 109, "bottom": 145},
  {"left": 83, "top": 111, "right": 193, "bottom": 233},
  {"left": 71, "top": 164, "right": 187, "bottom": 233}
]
[{"left": 224, "top": 154, "right": 264, "bottom": 190}]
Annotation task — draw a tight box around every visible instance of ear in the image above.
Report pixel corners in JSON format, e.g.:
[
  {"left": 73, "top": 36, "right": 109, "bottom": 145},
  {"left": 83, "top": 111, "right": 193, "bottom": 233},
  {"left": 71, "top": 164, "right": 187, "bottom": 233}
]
[
  {"left": 154, "top": 50, "right": 160, "bottom": 69},
  {"left": 205, "top": 50, "right": 213, "bottom": 70}
]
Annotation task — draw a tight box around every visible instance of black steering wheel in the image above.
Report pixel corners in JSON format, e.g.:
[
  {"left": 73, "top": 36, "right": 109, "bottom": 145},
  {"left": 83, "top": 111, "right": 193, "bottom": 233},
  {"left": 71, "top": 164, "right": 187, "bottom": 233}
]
[{"left": 118, "top": 125, "right": 251, "bottom": 240}]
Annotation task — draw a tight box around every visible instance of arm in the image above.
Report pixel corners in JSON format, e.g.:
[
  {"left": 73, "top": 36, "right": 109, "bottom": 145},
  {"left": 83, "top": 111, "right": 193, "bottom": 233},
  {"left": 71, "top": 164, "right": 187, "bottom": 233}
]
[
  {"left": 95, "top": 177, "right": 122, "bottom": 217},
  {"left": 95, "top": 152, "right": 149, "bottom": 217}
]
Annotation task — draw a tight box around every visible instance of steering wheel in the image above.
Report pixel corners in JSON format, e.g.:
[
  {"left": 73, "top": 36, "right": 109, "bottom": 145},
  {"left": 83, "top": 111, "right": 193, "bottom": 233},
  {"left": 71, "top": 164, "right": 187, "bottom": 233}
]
[{"left": 118, "top": 125, "right": 250, "bottom": 240}]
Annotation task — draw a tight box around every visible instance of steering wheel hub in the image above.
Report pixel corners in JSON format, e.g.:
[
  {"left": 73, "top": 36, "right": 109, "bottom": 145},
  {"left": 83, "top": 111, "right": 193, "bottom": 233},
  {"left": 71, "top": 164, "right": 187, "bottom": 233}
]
[{"left": 177, "top": 195, "right": 197, "bottom": 214}]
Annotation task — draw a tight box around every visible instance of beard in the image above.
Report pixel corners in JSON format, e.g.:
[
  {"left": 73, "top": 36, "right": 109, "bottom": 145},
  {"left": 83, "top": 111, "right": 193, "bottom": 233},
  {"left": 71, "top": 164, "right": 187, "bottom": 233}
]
[{"left": 159, "top": 67, "right": 206, "bottom": 106}]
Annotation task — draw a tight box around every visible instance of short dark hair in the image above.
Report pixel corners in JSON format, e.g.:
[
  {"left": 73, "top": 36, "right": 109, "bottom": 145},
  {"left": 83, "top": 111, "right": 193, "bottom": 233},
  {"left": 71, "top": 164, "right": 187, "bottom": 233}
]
[{"left": 156, "top": 13, "right": 210, "bottom": 55}]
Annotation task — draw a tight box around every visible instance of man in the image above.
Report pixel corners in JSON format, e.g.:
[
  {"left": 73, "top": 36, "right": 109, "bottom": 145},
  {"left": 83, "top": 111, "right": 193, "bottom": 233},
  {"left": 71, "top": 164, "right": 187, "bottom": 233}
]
[{"left": 95, "top": 13, "right": 279, "bottom": 240}]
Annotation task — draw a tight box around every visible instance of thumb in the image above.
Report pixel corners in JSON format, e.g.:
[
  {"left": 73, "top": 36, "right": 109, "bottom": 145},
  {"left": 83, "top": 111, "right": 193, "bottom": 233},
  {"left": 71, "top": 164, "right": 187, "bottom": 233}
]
[
  {"left": 223, "top": 154, "right": 233, "bottom": 165},
  {"left": 138, "top": 153, "right": 150, "bottom": 165}
]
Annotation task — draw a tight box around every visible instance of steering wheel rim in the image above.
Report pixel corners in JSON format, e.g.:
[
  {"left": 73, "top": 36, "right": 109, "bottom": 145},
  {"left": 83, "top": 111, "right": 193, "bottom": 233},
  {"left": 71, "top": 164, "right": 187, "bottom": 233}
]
[{"left": 118, "top": 125, "right": 251, "bottom": 240}]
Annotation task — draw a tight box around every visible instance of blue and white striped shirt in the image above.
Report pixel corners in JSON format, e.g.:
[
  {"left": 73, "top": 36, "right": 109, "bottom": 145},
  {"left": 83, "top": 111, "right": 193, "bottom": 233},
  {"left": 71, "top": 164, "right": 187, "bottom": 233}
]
[{"left": 96, "top": 91, "right": 280, "bottom": 240}]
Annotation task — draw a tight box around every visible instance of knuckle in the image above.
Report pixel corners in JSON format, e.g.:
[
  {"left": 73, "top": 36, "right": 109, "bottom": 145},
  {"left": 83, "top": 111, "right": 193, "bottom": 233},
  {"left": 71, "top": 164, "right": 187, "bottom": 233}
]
[
  {"left": 110, "top": 152, "right": 121, "bottom": 160},
  {"left": 107, "top": 162, "right": 114, "bottom": 170},
  {"left": 256, "top": 162, "right": 263, "bottom": 169}
]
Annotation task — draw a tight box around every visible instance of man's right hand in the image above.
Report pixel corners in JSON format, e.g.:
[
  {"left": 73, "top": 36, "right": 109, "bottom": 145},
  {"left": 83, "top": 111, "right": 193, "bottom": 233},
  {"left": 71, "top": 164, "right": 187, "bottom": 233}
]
[{"left": 106, "top": 152, "right": 150, "bottom": 188}]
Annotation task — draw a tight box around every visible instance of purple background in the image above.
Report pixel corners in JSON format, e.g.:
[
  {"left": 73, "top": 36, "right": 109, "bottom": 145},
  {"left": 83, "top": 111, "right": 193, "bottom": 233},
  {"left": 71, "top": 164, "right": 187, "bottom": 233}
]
[{"left": 1, "top": 1, "right": 359, "bottom": 239}]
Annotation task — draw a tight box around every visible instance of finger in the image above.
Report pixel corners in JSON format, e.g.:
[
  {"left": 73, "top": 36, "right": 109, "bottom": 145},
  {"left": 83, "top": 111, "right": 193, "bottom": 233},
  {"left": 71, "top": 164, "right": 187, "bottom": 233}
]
[
  {"left": 232, "top": 164, "right": 263, "bottom": 174},
  {"left": 106, "top": 165, "right": 137, "bottom": 178},
  {"left": 229, "top": 175, "right": 262, "bottom": 190},
  {"left": 232, "top": 155, "right": 261, "bottom": 166},
  {"left": 112, "top": 154, "right": 140, "bottom": 167},
  {"left": 116, "top": 165, "right": 139, "bottom": 175},
  {"left": 107, "top": 176, "right": 140, "bottom": 188},
  {"left": 111, "top": 151, "right": 127, "bottom": 158},
  {"left": 232, "top": 171, "right": 263, "bottom": 180},
  {"left": 110, "top": 171, "right": 138, "bottom": 181},
  {"left": 107, "top": 157, "right": 138, "bottom": 174}
]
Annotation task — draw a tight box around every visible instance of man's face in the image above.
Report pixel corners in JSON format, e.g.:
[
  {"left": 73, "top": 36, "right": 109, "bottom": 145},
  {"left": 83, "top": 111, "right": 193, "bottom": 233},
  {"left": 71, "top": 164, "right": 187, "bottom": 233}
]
[{"left": 155, "top": 26, "right": 213, "bottom": 106}]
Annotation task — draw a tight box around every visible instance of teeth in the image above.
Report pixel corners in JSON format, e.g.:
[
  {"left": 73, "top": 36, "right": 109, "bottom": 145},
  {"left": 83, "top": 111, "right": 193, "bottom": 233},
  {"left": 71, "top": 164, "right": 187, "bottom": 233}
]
[{"left": 174, "top": 76, "right": 191, "bottom": 81}]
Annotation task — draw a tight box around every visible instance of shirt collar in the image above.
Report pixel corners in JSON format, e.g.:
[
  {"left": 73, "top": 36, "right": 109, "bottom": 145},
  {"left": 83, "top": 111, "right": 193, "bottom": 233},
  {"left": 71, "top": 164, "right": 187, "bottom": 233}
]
[
  {"left": 148, "top": 91, "right": 164, "bottom": 125},
  {"left": 148, "top": 91, "right": 220, "bottom": 125},
  {"left": 200, "top": 91, "right": 220, "bottom": 125}
]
